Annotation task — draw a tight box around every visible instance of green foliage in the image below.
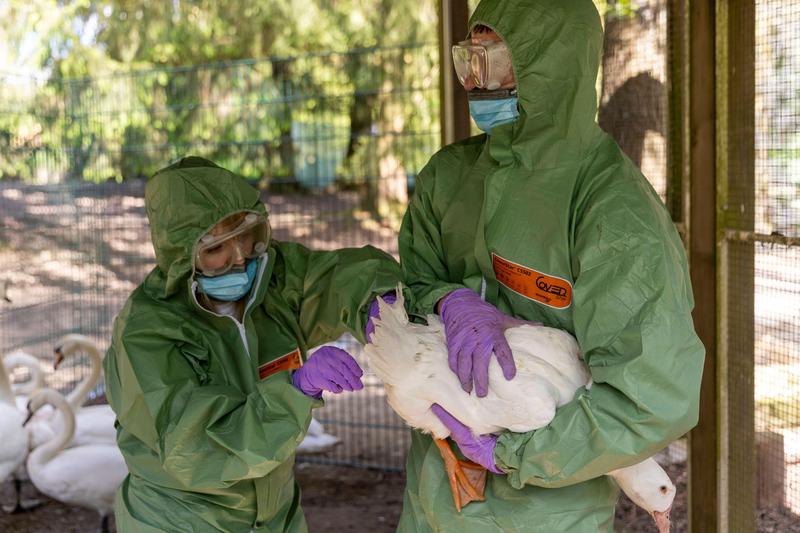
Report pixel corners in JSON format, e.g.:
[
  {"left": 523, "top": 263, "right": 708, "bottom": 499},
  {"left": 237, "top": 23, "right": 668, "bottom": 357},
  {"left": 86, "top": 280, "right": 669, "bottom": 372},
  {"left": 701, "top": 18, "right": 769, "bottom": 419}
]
[
  {"left": 0, "top": 48, "right": 440, "bottom": 185},
  {"left": 0, "top": 0, "right": 439, "bottom": 185},
  {"left": 600, "top": 0, "right": 639, "bottom": 19},
  {"left": 758, "top": 397, "right": 800, "bottom": 429}
]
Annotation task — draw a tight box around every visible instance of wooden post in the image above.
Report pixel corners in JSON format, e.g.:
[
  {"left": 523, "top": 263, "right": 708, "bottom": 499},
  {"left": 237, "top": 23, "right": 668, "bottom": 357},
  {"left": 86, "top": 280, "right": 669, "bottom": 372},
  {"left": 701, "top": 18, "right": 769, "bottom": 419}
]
[
  {"left": 757, "top": 431, "right": 786, "bottom": 508},
  {"left": 438, "top": 0, "right": 471, "bottom": 147},
  {"left": 684, "top": 1, "right": 757, "bottom": 530},
  {"left": 717, "top": 0, "right": 757, "bottom": 530},
  {"left": 686, "top": 0, "right": 719, "bottom": 531},
  {"left": 668, "top": 0, "right": 689, "bottom": 229}
]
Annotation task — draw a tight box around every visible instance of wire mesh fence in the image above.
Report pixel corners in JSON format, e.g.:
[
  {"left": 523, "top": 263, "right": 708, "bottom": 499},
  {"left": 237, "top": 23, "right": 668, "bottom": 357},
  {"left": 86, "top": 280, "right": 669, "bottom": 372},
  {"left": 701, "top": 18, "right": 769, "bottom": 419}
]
[
  {"left": 0, "top": 179, "right": 151, "bottom": 401},
  {"left": 752, "top": 0, "right": 800, "bottom": 521},
  {"left": 0, "top": 43, "right": 439, "bottom": 471}
]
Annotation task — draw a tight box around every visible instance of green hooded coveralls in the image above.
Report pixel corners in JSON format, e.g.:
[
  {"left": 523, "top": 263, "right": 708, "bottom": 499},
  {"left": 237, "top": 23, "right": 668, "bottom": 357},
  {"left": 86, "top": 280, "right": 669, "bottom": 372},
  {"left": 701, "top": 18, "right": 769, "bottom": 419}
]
[
  {"left": 397, "top": 0, "right": 705, "bottom": 531},
  {"left": 103, "top": 157, "right": 401, "bottom": 532}
]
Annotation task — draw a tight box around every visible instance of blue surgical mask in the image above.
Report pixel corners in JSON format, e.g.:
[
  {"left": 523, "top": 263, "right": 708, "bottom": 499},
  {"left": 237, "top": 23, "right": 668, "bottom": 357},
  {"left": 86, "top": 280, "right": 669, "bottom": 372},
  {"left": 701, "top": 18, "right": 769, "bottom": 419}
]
[
  {"left": 197, "top": 258, "right": 259, "bottom": 302},
  {"left": 468, "top": 93, "right": 520, "bottom": 133}
]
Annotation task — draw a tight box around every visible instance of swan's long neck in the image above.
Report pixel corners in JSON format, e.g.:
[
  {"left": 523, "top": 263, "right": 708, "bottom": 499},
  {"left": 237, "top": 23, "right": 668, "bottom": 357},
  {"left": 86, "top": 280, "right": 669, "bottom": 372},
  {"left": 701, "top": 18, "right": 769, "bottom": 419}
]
[
  {"left": 65, "top": 341, "right": 102, "bottom": 410},
  {"left": 29, "top": 391, "right": 75, "bottom": 466},
  {"left": 0, "top": 360, "right": 14, "bottom": 405},
  {"left": 5, "top": 352, "right": 44, "bottom": 395}
]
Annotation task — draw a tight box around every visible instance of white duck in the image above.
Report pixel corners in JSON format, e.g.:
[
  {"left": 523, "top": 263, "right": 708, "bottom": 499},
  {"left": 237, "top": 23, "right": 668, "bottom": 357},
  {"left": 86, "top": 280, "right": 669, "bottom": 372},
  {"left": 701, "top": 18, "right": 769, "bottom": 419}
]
[
  {"left": 26, "top": 334, "right": 116, "bottom": 448},
  {"left": 3, "top": 350, "right": 45, "bottom": 411},
  {"left": 297, "top": 418, "right": 341, "bottom": 454},
  {"left": 365, "top": 289, "right": 675, "bottom": 533},
  {"left": 24, "top": 388, "right": 127, "bottom": 533}
]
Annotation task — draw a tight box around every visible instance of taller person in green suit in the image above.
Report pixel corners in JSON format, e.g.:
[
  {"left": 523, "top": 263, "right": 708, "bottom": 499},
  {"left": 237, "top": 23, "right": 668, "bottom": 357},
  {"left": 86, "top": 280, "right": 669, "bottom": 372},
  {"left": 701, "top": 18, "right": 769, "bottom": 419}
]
[{"left": 397, "top": 0, "right": 705, "bottom": 530}]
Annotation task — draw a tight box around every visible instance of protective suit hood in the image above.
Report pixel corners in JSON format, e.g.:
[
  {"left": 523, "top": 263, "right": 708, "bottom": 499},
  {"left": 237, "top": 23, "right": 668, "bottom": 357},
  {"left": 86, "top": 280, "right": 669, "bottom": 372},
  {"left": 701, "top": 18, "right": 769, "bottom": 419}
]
[
  {"left": 145, "top": 156, "right": 267, "bottom": 298},
  {"left": 469, "top": 0, "right": 604, "bottom": 168}
]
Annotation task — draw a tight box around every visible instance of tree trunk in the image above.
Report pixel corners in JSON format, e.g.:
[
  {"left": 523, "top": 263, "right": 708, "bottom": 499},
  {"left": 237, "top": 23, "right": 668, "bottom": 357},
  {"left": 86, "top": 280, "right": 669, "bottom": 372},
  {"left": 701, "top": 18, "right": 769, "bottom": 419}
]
[{"left": 270, "top": 58, "right": 296, "bottom": 187}]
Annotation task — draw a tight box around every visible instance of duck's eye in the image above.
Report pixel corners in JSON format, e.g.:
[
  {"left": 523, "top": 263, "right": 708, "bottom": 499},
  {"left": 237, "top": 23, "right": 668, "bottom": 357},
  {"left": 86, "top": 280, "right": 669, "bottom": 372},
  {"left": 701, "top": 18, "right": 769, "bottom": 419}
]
[{"left": 660, "top": 485, "right": 668, "bottom": 494}]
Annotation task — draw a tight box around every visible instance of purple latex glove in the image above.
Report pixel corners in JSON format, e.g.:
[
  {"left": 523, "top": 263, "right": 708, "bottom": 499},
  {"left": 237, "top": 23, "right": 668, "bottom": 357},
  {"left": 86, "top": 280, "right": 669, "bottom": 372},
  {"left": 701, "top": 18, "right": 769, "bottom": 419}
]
[
  {"left": 430, "top": 403, "right": 503, "bottom": 474},
  {"left": 292, "top": 346, "right": 364, "bottom": 399},
  {"left": 439, "top": 288, "right": 534, "bottom": 397},
  {"left": 365, "top": 292, "right": 397, "bottom": 343}
]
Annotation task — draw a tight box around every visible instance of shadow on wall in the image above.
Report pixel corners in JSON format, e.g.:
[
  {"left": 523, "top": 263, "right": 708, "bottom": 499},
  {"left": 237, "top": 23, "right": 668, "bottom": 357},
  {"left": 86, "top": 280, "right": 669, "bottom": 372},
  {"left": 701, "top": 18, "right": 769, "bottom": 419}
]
[{"left": 598, "top": 72, "right": 666, "bottom": 169}]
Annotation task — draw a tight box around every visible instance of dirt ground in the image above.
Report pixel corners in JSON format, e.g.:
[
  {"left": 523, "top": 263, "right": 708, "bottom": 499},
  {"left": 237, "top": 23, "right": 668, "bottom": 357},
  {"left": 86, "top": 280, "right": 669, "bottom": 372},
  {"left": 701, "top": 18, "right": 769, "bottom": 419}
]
[
  {"left": 0, "top": 464, "right": 403, "bottom": 533},
  {"left": 2, "top": 461, "right": 799, "bottom": 532}
]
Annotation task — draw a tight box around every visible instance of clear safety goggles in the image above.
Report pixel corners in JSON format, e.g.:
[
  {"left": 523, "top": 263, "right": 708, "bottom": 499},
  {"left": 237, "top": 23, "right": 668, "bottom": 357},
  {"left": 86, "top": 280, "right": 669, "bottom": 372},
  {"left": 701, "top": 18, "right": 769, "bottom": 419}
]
[
  {"left": 452, "top": 39, "right": 514, "bottom": 90},
  {"left": 195, "top": 212, "right": 271, "bottom": 276}
]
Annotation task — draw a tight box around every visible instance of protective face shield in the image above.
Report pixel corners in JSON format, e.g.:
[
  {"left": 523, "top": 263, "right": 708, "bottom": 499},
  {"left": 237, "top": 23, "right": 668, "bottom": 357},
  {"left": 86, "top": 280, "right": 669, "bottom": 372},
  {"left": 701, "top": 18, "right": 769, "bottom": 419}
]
[
  {"left": 451, "top": 39, "right": 514, "bottom": 90},
  {"left": 195, "top": 212, "right": 270, "bottom": 277}
]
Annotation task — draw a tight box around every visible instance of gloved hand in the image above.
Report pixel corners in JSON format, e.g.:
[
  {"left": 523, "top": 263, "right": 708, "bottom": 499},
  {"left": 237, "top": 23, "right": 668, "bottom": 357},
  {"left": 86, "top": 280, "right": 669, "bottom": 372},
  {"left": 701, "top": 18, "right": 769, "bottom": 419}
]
[
  {"left": 430, "top": 403, "right": 503, "bottom": 474},
  {"left": 439, "top": 288, "right": 536, "bottom": 397},
  {"left": 365, "top": 292, "right": 397, "bottom": 343},
  {"left": 292, "top": 346, "right": 364, "bottom": 399}
]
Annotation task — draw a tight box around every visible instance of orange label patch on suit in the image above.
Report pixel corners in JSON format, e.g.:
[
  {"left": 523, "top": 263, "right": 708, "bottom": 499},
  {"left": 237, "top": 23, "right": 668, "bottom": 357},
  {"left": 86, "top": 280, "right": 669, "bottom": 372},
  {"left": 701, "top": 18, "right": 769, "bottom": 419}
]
[
  {"left": 492, "top": 253, "right": 573, "bottom": 309},
  {"left": 259, "top": 348, "right": 303, "bottom": 380}
]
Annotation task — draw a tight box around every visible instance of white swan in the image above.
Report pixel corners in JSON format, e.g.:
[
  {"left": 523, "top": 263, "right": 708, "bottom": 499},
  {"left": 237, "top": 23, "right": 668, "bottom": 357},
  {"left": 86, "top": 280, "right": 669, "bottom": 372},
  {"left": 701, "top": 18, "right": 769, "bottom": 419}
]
[
  {"left": 53, "top": 334, "right": 112, "bottom": 412},
  {"left": 24, "top": 388, "right": 126, "bottom": 533},
  {"left": 1, "top": 350, "right": 44, "bottom": 513},
  {"left": 26, "top": 335, "right": 116, "bottom": 448},
  {"left": 365, "top": 289, "right": 675, "bottom": 533},
  {"left": 3, "top": 350, "right": 45, "bottom": 411},
  {"left": 0, "top": 354, "right": 29, "bottom": 485}
]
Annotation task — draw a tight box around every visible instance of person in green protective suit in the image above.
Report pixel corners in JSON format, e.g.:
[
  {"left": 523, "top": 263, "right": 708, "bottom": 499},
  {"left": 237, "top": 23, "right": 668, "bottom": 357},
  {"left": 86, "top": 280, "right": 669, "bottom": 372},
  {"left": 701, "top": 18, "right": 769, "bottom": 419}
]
[
  {"left": 397, "top": 0, "right": 705, "bottom": 531},
  {"left": 103, "top": 156, "right": 401, "bottom": 532}
]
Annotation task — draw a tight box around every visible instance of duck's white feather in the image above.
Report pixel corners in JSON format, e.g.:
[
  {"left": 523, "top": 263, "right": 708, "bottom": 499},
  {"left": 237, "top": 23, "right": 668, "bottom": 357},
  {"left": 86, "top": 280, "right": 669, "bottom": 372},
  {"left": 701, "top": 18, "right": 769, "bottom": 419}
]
[
  {"left": 365, "top": 290, "right": 589, "bottom": 437},
  {"left": 365, "top": 288, "right": 675, "bottom": 516}
]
